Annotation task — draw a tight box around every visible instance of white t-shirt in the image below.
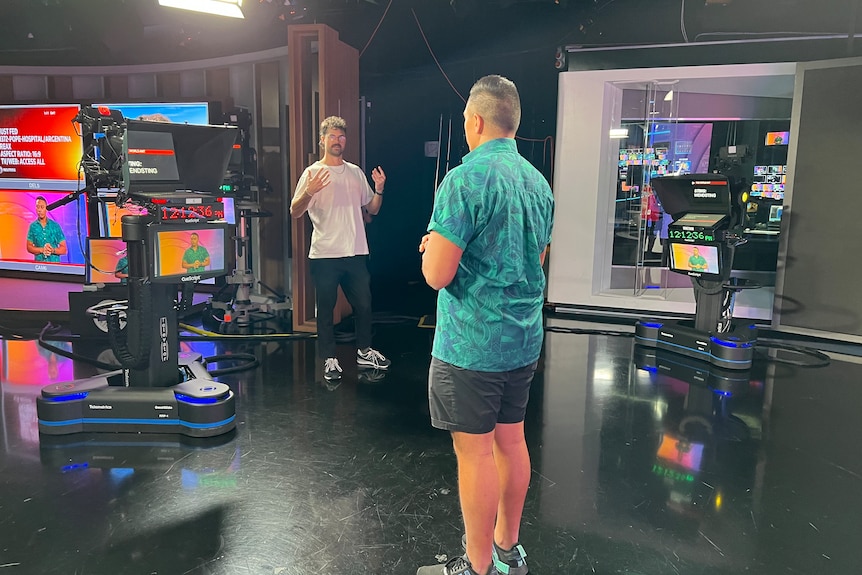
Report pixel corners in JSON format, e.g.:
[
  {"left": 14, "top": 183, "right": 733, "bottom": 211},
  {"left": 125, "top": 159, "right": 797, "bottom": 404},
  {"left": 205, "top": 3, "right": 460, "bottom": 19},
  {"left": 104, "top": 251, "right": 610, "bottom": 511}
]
[{"left": 295, "top": 161, "right": 375, "bottom": 259}]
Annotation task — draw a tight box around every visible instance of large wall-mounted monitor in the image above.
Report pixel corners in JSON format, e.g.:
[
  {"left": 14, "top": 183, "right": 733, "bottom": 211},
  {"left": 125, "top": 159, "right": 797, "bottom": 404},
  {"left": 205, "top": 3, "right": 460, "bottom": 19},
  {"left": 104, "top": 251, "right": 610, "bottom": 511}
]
[
  {"left": 0, "top": 104, "right": 82, "bottom": 192},
  {"left": 0, "top": 189, "right": 88, "bottom": 276},
  {"left": 96, "top": 102, "right": 209, "bottom": 126}
]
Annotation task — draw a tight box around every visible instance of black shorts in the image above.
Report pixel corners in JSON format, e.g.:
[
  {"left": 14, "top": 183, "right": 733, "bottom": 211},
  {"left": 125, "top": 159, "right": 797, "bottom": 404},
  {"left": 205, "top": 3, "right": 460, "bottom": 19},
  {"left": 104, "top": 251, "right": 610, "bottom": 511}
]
[{"left": 428, "top": 357, "right": 537, "bottom": 434}]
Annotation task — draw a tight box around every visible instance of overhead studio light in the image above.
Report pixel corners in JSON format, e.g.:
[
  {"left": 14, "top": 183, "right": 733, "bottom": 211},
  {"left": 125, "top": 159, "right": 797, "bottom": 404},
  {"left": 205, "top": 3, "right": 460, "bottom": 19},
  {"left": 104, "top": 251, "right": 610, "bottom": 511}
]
[
  {"left": 609, "top": 128, "right": 629, "bottom": 139},
  {"left": 158, "top": 0, "right": 245, "bottom": 19}
]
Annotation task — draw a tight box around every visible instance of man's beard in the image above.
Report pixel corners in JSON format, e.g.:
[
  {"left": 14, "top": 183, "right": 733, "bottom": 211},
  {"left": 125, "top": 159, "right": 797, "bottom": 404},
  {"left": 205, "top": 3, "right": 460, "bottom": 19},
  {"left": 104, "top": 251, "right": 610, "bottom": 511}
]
[{"left": 328, "top": 144, "right": 343, "bottom": 157}]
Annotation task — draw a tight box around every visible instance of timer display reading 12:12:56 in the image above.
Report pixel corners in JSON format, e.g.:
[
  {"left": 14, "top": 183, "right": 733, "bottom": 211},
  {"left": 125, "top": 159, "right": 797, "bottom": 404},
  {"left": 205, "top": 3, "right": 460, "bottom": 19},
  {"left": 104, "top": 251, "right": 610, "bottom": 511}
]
[
  {"left": 160, "top": 204, "right": 225, "bottom": 221},
  {"left": 667, "top": 229, "right": 715, "bottom": 242}
]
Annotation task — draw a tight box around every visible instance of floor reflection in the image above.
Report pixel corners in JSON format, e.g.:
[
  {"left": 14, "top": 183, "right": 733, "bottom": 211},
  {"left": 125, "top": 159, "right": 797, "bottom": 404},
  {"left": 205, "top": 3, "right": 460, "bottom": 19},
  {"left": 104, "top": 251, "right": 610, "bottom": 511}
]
[{"left": 1, "top": 319, "right": 861, "bottom": 573}]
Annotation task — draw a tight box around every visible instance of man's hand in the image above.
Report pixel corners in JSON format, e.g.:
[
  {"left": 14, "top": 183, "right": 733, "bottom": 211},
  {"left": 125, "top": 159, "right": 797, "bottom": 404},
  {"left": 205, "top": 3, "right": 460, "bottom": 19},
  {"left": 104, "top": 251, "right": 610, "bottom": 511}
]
[
  {"left": 42, "top": 244, "right": 53, "bottom": 256},
  {"left": 371, "top": 166, "right": 386, "bottom": 192},
  {"left": 418, "top": 234, "right": 431, "bottom": 253},
  {"left": 306, "top": 168, "right": 331, "bottom": 196}
]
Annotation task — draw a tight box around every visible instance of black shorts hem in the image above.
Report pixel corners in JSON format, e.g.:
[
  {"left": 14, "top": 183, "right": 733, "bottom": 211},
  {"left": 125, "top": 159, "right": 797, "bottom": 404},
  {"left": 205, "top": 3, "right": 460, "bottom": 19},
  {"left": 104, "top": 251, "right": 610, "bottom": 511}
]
[{"left": 430, "top": 418, "right": 495, "bottom": 435}]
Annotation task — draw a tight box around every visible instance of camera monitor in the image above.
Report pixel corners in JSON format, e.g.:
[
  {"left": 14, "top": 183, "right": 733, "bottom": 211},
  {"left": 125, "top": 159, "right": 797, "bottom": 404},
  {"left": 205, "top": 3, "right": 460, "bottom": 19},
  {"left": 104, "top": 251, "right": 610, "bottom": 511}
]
[
  {"left": 768, "top": 204, "right": 783, "bottom": 224},
  {"left": 86, "top": 237, "right": 128, "bottom": 284},
  {"left": 765, "top": 131, "right": 790, "bottom": 146},
  {"left": 669, "top": 243, "right": 721, "bottom": 278},
  {"left": 123, "top": 120, "right": 237, "bottom": 197},
  {"left": 651, "top": 174, "right": 731, "bottom": 220},
  {"left": 149, "top": 222, "right": 231, "bottom": 284}
]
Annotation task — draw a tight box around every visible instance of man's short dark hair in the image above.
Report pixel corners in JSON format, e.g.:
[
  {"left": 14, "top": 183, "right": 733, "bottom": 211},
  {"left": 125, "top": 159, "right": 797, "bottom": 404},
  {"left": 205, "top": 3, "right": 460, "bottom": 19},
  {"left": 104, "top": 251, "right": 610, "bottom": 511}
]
[
  {"left": 468, "top": 75, "right": 521, "bottom": 133},
  {"left": 35, "top": 195, "right": 47, "bottom": 204}
]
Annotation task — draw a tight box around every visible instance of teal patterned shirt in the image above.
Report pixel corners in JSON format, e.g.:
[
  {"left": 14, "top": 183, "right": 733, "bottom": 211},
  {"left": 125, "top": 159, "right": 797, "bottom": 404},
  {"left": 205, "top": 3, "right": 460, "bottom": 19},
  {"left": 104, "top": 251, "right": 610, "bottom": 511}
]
[
  {"left": 428, "top": 138, "right": 554, "bottom": 372},
  {"left": 27, "top": 219, "right": 66, "bottom": 262}
]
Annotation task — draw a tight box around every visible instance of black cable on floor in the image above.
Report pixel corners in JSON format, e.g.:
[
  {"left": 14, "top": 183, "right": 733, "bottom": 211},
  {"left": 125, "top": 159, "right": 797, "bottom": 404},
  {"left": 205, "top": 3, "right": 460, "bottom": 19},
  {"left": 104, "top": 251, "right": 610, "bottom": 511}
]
[
  {"left": 203, "top": 353, "right": 259, "bottom": 376},
  {"left": 545, "top": 325, "right": 635, "bottom": 338},
  {"left": 754, "top": 340, "right": 831, "bottom": 368}
]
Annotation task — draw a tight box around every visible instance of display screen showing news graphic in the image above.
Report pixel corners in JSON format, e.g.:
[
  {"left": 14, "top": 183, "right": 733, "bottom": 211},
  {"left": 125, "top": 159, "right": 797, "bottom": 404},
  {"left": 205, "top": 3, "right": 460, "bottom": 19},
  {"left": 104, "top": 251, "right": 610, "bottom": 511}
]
[
  {"left": 151, "top": 223, "right": 229, "bottom": 284},
  {"left": 0, "top": 189, "right": 87, "bottom": 275},
  {"left": 0, "top": 105, "right": 82, "bottom": 191}
]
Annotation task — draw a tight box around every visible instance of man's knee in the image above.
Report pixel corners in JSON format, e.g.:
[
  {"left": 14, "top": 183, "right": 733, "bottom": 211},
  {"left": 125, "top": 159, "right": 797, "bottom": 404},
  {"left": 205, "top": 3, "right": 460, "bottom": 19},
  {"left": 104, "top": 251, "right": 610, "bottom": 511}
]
[{"left": 452, "top": 430, "right": 495, "bottom": 458}]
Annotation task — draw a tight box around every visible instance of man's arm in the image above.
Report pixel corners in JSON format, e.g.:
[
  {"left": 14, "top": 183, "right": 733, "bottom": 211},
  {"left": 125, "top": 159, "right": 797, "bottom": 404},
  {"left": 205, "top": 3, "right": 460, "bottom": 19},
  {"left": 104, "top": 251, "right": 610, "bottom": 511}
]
[
  {"left": 419, "top": 231, "right": 463, "bottom": 291},
  {"left": 364, "top": 166, "right": 386, "bottom": 216},
  {"left": 53, "top": 239, "right": 67, "bottom": 256},
  {"left": 290, "top": 168, "right": 330, "bottom": 219}
]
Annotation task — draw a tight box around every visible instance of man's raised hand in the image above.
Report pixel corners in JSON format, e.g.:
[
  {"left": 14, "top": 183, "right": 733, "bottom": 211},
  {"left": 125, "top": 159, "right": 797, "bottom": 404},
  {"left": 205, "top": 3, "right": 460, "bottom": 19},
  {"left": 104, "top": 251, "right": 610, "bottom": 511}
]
[{"left": 306, "top": 168, "right": 331, "bottom": 196}]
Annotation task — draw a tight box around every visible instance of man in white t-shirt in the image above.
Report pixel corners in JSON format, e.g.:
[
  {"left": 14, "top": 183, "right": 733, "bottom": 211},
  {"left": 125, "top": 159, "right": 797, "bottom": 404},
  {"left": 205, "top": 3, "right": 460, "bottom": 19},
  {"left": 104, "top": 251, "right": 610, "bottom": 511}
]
[{"left": 290, "top": 116, "right": 391, "bottom": 382}]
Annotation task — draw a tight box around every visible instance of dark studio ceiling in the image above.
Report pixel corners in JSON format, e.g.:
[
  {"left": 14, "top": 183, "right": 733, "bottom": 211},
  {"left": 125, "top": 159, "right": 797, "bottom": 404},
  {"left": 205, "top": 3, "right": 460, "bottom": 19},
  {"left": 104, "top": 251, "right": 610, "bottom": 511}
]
[{"left": 0, "top": 0, "right": 855, "bottom": 73}]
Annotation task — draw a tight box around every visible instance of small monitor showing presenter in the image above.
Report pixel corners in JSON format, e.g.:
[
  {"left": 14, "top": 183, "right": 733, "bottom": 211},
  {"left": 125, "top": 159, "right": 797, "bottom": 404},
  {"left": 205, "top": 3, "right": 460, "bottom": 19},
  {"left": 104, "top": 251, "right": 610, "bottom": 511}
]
[
  {"left": 151, "top": 225, "right": 228, "bottom": 283},
  {"left": 669, "top": 243, "right": 720, "bottom": 276}
]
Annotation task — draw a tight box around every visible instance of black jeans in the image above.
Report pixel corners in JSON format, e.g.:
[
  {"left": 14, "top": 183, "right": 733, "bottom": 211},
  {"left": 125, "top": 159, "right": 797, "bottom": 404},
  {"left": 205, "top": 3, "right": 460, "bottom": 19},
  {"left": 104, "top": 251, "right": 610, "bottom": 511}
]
[{"left": 309, "top": 255, "right": 373, "bottom": 359}]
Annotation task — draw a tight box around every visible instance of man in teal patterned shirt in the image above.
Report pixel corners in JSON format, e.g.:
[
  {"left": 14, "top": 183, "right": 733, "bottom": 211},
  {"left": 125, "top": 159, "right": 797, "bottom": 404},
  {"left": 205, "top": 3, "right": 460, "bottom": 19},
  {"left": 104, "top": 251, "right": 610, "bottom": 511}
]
[
  {"left": 418, "top": 75, "right": 554, "bottom": 575},
  {"left": 26, "top": 196, "right": 67, "bottom": 263}
]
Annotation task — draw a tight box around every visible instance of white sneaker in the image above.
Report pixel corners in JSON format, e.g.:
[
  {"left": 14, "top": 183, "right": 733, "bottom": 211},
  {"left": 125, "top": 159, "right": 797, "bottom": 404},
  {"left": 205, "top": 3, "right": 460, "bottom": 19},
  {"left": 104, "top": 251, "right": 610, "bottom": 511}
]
[{"left": 323, "top": 357, "right": 343, "bottom": 381}]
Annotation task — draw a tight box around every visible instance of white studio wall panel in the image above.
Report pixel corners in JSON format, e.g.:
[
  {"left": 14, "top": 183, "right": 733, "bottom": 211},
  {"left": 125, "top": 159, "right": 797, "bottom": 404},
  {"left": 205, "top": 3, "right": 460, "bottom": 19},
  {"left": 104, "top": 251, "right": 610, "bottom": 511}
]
[
  {"left": 12, "top": 75, "right": 48, "bottom": 100},
  {"left": 71, "top": 75, "right": 104, "bottom": 101},
  {"left": 180, "top": 69, "right": 206, "bottom": 98},
  {"left": 128, "top": 74, "right": 157, "bottom": 99}
]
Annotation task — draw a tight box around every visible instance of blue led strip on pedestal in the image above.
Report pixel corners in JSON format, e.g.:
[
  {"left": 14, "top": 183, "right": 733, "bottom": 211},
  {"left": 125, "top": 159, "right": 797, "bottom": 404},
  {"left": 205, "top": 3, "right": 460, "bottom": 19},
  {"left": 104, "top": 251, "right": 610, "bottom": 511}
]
[{"left": 38, "top": 415, "right": 235, "bottom": 429}]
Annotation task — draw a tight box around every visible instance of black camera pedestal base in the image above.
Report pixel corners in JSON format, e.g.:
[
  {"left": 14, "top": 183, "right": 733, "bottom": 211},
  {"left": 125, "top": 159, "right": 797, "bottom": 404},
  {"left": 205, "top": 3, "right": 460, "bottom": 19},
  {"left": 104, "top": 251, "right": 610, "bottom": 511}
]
[
  {"left": 36, "top": 352, "right": 236, "bottom": 437},
  {"left": 634, "top": 319, "right": 756, "bottom": 370}
]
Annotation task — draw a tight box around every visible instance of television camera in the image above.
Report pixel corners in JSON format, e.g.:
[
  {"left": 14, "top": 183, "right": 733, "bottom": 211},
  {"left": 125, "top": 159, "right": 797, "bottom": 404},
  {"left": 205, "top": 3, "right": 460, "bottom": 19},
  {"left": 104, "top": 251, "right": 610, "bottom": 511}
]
[
  {"left": 634, "top": 174, "right": 759, "bottom": 369},
  {"left": 37, "top": 106, "right": 238, "bottom": 437}
]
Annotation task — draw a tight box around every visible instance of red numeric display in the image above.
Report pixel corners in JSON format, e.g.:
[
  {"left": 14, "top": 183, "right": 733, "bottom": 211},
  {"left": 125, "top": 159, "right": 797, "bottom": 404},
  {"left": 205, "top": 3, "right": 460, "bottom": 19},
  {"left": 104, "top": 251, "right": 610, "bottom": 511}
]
[{"left": 160, "top": 204, "right": 218, "bottom": 221}]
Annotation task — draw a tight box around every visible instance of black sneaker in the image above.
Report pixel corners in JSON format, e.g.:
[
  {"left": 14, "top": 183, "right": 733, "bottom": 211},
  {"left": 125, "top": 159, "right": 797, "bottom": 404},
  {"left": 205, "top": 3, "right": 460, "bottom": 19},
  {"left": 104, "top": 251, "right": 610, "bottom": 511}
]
[
  {"left": 323, "top": 357, "right": 342, "bottom": 381},
  {"left": 357, "top": 347, "right": 391, "bottom": 369},
  {"left": 462, "top": 535, "right": 528, "bottom": 575},
  {"left": 417, "top": 554, "right": 496, "bottom": 575}
]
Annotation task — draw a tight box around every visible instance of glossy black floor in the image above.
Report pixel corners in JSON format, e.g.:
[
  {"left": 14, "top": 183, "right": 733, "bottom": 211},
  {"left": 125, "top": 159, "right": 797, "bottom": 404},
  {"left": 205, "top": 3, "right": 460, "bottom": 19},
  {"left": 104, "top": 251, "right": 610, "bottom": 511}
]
[{"left": 2, "top": 307, "right": 861, "bottom": 574}]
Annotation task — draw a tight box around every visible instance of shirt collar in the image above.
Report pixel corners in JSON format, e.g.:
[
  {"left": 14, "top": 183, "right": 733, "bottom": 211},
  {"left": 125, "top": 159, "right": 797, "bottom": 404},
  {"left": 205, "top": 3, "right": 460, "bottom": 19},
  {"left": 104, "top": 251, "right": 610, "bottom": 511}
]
[{"left": 462, "top": 138, "right": 516, "bottom": 163}]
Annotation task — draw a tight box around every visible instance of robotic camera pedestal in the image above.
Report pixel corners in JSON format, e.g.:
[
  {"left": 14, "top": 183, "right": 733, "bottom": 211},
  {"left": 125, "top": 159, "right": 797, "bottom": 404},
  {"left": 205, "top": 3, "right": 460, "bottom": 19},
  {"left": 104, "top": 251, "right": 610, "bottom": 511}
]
[{"left": 635, "top": 175, "right": 758, "bottom": 370}]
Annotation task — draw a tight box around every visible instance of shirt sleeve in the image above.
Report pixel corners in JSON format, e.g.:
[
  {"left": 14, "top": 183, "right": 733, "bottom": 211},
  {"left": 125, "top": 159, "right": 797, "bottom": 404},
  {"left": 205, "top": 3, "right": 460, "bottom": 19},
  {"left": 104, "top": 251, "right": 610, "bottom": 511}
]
[{"left": 427, "top": 173, "right": 475, "bottom": 250}]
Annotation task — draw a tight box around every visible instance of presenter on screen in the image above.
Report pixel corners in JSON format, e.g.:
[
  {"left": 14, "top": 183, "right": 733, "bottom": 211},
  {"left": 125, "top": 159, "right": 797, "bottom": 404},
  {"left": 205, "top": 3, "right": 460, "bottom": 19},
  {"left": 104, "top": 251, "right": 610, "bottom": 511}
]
[
  {"left": 114, "top": 253, "right": 129, "bottom": 284},
  {"left": 688, "top": 247, "right": 708, "bottom": 271},
  {"left": 26, "top": 196, "right": 67, "bottom": 262},
  {"left": 181, "top": 233, "right": 210, "bottom": 272}
]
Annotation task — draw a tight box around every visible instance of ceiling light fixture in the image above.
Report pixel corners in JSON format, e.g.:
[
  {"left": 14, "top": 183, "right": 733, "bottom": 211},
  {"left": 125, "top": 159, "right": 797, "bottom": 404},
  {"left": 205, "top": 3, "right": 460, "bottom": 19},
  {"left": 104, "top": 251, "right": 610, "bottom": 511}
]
[
  {"left": 609, "top": 128, "right": 629, "bottom": 139},
  {"left": 158, "top": 0, "right": 245, "bottom": 19}
]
